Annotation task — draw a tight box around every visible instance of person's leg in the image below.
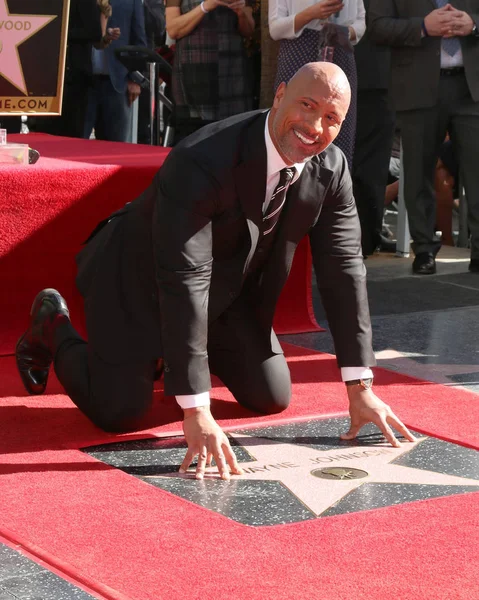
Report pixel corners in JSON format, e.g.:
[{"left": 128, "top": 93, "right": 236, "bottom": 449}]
[
  {"left": 398, "top": 105, "right": 448, "bottom": 257},
  {"left": 448, "top": 76, "right": 479, "bottom": 263},
  {"left": 353, "top": 89, "right": 395, "bottom": 256},
  {"left": 53, "top": 320, "right": 157, "bottom": 432},
  {"left": 61, "top": 75, "right": 91, "bottom": 138},
  {"left": 434, "top": 157, "right": 455, "bottom": 246},
  {"left": 16, "top": 289, "right": 157, "bottom": 433},
  {"left": 385, "top": 179, "right": 399, "bottom": 206},
  {"left": 83, "top": 79, "right": 100, "bottom": 139},
  {"left": 207, "top": 297, "right": 292, "bottom": 414},
  {"left": 96, "top": 80, "right": 131, "bottom": 142}
]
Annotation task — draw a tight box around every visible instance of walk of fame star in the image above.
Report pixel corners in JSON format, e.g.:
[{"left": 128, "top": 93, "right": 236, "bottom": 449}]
[
  {"left": 83, "top": 418, "right": 479, "bottom": 526},
  {"left": 0, "top": 0, "right": 56, "bottom": 94}
]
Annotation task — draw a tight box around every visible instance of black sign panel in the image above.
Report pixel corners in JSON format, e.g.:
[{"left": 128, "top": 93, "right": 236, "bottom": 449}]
[{"left": 0, "top": 0, "right": 69, "bottom": 115}]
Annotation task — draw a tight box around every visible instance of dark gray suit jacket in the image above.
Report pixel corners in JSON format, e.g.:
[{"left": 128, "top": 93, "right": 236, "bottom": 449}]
[
  {"left": 76, "top": 111, "right": 375, "bottom": 396},
  {"left": 355, "top": 0, "right": 391, "bottom": 91},
  {"left": 368, "top": 0, "right": 479, "bottom": 110}
]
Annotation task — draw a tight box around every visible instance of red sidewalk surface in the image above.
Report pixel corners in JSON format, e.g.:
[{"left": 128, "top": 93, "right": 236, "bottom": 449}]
[{"left": 0, "top": 344, "right": 478, "bottom": 600}]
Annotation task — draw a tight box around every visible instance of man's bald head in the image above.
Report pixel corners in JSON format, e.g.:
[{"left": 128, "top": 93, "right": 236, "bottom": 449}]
[
  {"left": 289, "top": 62, "right": 351, "bottom": 105},
  {"left": 269, "top": 61, "right": 351, "bottom": 164}
]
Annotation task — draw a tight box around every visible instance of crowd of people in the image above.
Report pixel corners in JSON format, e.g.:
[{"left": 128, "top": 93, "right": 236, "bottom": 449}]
[
  {"left": 161, "top": 0, "right": 479, "bottom": 273},
  {"left": 2, "top": 0, "right": 478, "bottom": 269}
]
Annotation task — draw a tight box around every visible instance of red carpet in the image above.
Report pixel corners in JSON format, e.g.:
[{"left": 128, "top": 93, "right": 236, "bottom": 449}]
[
  {"left": 0, "top": 134, "right": 319, "bottom": 357},
  {"left": 0, "top": 343, "right": 478, "bottom": 599}
]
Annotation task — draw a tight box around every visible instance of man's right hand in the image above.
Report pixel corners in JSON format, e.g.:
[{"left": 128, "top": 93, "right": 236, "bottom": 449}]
[
  {"left": 424, "top": 5, "right": 456, "bottom": 37},
  {"left": 180, "top": 406, "right": 244, "bottom": 480}
]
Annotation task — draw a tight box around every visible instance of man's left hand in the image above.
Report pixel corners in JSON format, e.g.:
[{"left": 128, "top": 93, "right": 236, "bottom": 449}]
[
  {"left": 444, "top": 9, "right": 474, "bottom": 36},
  {"left": 127, "top": 81, "right": 141, "bottom": 105},
  {"left": 341, "top": 386, "right": 416, "bottom": 448}
]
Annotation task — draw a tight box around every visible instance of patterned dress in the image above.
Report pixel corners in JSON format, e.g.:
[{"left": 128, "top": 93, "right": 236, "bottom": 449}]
[
  {"left": 274, "top": 26, "right": 357, "bottom": 169},
  {"left": 168, "top": 0, "right": 253, "bottom": 127}
]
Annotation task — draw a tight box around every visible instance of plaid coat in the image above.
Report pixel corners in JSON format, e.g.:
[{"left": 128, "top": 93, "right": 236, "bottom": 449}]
[{"left": 172, "top": 0, "right": 253, "bottom": 122}]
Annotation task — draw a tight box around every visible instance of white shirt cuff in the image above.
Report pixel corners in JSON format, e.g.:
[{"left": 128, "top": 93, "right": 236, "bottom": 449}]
[
  {"left": 176, "top": 392, "right": 211, "bottom": 409},
  {"left": 341, "top": 367, "right": 374, "bottom": 382}
]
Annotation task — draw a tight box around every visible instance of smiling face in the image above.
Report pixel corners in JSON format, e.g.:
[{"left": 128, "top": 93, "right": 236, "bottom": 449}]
[{"left": 269, "top": 62, "right": 351, "bottom": 165}]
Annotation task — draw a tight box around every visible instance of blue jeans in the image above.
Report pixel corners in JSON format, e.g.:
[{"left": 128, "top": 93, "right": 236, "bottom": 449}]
[{"left": 84, "top": 76, "right": 132, "bottom": 143}]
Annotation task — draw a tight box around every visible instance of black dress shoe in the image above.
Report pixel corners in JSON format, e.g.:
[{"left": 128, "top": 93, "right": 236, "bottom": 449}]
[
  {"left": 412, "top": 252, "right": 436, "bottom": 275},
  {"left": 16, "top": 289, "right": 70, "bottom": 395},
  {"left": 469, "top": 259, "right": 479, "bottom": 273}
]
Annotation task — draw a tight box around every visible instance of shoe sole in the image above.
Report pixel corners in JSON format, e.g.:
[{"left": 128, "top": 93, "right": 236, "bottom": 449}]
[
  {"left": 14, "top": 289, "right": 66, "bottom": 395},
  {"left": 15, "top": 333, "right": 51, "bottom": 395},
  {"left": 412, "top": 270, "right": 437, "bottom": 275}
]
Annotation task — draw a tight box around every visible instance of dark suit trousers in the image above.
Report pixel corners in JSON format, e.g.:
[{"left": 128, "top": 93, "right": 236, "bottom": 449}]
[
  {"left": 399, "top": 72, "right": 479, "bottom": 258},
  {"left": 53, "top": 295, "right": 292, "bottom": 432},
  {"left": 83, "top": 77, "right": 131, "bottom": 143},
  {"left": 352, "top": 89, "right": 395, "bottom": 255},
  {"left": 36, "top": 74, "right": 92, "bottom": 139}
]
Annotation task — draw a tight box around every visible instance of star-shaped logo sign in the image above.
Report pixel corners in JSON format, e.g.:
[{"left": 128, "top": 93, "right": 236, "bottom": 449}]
[
  {"left": 0, "top": 0, "right": 56, "bottom": 94},
  {"left": 83, "top": 419, "right": 479, "bottom": 526}
]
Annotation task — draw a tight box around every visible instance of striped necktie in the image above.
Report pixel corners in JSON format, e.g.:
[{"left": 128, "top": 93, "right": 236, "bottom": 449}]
[
  {"left": 263, "top": 167, "right": 296, "bottom": 236},
  {"left": 435, "top": 0, "right": 461, "bottom": 57}
]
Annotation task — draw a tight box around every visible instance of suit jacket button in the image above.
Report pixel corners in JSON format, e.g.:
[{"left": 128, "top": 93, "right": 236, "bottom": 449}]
[
  {"left": 164, "top": 366, "right": 170, "bottom": 373},
  {"left": 229, "top": 291, "right": 236, "bottom": 299}
]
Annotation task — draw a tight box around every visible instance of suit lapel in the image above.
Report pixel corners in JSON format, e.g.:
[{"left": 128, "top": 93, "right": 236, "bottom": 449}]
[
  {"left": 278, "top": 154, "right": 334, "bottom": 241},
  {"left": 233, "top": 112, "right": 268, "bottom": 274},
  {"left": 256, "top": 154, "right": 334, "bottom": 322}
]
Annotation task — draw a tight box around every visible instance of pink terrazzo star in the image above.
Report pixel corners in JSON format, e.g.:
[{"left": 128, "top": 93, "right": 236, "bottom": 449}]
[
  {"left": 0, "top": 0, "right": 56, "bottom": 94},
  {"left": 165, "top": 434, "right": 479, "bottom": 516}
]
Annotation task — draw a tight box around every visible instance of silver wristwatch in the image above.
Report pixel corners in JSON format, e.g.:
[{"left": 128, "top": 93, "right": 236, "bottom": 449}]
[{"left": 345, "top": 378, "right": 373, "bottom": 390}]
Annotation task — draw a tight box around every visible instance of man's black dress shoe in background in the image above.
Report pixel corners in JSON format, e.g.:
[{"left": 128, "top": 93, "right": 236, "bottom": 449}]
[
  {"left": 469, "top": 259, "right": 479, "bottom": 273},
  {"left": 16, "top": 289, "right": 70, "bottom": 395},
  {"left": 412, "top": 252, "right": 436, "bottom": 275}
]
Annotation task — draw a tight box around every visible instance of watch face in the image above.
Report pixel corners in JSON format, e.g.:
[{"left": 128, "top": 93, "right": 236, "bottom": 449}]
[{"left": 361, "top": 379, "right": 373, "bottom": 390}]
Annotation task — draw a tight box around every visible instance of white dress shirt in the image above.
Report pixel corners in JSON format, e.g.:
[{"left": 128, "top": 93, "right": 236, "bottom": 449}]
[
  {"left": 420, "top": 23, "right": 463, "bottom": 68},
  {"left": 269, "top": 0, "right": 366, "bottom": 44},
  {"left": 176, "top": 113, "right": 373, "bottom": 409},
  {"left": 440, "top": 46, "right": 464, "bottom": 68}
]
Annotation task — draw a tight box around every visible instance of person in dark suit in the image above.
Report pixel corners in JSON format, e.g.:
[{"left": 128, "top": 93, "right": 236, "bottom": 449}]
[
  {"left": 0, "top": 117, "right": 22, "bottom": 134},
  {"left": 369, "top": 0, "right": 479, "bottom": 274},
  {"left": 16, "top": 63, "right": 415, "bottom": 480},
  {"left": 35, "top": 0, "right": 103, "bottom": 138},
  {"left": 352, "top": 0, "right": 396, "bottom": 257},
  {"left": 84, "top": 0, "right": 147, "bottom": 142}
]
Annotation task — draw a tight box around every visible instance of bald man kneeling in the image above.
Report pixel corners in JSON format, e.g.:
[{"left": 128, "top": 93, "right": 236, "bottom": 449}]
[{"left": 17, "top": 62, "right": 415, "bottom": 481}]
